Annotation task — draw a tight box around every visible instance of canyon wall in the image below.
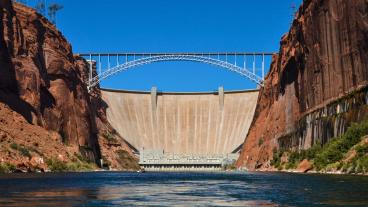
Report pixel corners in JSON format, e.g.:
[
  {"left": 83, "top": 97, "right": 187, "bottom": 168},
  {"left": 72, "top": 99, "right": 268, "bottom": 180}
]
[
  {"left": 0, "top": 0, "right": 138, "bottom": 170},
  {"left": 102, "top": 88, "right": 259, "bottom": 155},
  {"left": 237, "top": 0, "right": 368, "bottom": 170}
]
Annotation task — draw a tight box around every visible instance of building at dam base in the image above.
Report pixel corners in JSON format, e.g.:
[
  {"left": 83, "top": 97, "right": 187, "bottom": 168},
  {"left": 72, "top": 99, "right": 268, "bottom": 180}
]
[
  {"left": 139, "top": 149, "right": 238, "bottom": 171},
  {"left": 101, "top": 87, "right": 259, "bottom": 170}
]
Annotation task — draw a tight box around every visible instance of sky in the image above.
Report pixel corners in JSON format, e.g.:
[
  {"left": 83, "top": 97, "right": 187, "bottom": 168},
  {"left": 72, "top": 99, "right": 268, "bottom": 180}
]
[{"left": 26, "top": 0, "right": 302, "bottom": 92}]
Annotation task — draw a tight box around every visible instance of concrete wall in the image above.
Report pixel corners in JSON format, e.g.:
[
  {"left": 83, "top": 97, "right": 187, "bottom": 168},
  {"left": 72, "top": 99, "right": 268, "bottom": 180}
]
[{"left": 101, "top": 88, "right": 259, "bottom": 154}]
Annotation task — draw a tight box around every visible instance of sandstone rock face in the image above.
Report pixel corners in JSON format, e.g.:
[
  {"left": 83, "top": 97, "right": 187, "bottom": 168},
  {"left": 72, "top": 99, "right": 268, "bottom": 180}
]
[
  {"left": 0, "top": 1, "right": 100, "bottom": 160},
  {"left": 237, "top": 0, "right": 368, "bottom": 170},
  {"left": 0, "top": 101, "right": 80, "bottom": 172},
  {"left": 0, "top": 1, "right": 137, "bottom": 170}
]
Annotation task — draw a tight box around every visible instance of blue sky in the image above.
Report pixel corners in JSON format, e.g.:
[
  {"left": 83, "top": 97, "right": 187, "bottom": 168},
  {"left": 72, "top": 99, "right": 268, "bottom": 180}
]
[{"left": 29, "top": 0, "right": 302, "bottom": 91}]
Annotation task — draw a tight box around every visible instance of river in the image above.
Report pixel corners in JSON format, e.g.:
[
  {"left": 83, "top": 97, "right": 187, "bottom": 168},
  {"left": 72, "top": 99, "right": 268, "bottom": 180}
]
[{"left": 0, "top": 172, "right": 367, "bottom": 206}]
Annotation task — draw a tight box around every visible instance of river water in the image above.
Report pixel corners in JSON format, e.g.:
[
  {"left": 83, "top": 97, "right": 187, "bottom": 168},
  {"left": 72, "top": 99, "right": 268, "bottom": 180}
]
[{"left": 0, "top": 172, "right": 367, "bottom": 206}]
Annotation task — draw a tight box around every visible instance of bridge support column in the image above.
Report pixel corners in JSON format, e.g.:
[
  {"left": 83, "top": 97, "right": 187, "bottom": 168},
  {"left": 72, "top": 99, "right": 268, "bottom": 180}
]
[
  {"left": 151, "top": 86, "right": 157, "bottom": 110},
  {"left": 219, "top": 86, "right": 224, "bottom": 110},
  {"left": 88, "top": 54, "right": 92, "bottom": 92},
  {"left": 262, "top": 53, "right": 265, "bottom": 80}
]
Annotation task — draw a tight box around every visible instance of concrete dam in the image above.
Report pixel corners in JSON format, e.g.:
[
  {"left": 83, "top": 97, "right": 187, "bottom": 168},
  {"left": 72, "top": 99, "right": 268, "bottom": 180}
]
[{"left": 101, "top": 87, "right": 259, "bottom": 156}]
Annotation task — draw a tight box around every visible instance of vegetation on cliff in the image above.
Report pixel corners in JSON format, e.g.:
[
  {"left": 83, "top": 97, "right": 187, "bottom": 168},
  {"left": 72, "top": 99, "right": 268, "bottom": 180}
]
[
  {"left": 271, "top": 119, "right": 368, "bottom": 174},
  {"left": 116, "top": 150, "right": 140, "bottom": 170},
  {"left": 0, "top": 163, "right": 16, "bottom": 173},
  {"left": 46, "top": 156, "right": 96, "bottom": 172}
]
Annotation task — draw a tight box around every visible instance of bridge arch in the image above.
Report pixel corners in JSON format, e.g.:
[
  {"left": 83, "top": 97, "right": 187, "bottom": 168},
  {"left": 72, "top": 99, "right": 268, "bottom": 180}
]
[{"left": 81, "top": 53, "right": 273, "bottom": 91}]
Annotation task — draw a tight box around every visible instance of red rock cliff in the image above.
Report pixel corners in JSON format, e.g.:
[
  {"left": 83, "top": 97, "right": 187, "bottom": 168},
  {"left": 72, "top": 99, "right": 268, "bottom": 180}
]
[
  {"left": 0, "top": 0, "right": 138, "bottom": 170},
  {"left": 237, "top": 0, "right": 368, "bottom": 170}
]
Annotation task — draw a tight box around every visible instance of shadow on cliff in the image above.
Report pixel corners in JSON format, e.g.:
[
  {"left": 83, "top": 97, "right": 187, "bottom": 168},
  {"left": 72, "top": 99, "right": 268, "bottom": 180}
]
[
  {"left": 279, "top": 56, "right": 300, "bottom": 100},
  {"left": 0, "top": 92, "right": 36, "bottom": 124},
  {"left": 0, "top": 3, "right": 35, "bottom": 124}
]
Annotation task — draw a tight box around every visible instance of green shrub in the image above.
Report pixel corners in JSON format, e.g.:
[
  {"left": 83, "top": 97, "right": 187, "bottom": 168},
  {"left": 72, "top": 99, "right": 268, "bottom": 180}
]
[
  {"left": 19, "top": 147, "right": 31, "bottom": 159},
  {"left": 358, "top": 156, "right": 368, "bottom": 173},
  {"left": 0, "top": 163, "right": 16, "bottom": 173},
  {"left": 285, "top": 151, "right": 300, "bottom": 169},
  {"left": 303, "top": 143, "right": 321, "bottom": 159},
  {"left": 46, "top": 157, "right": 95, "bottom": 172},
  {"left": 104, "top": 132, "right": 118, "bottom": 143},
  {"left": 270, "top": 148, "right": 284, "bottom": 169},
  {"left": 313, "top": 119, "right": 368, "bottom": 170},
  {"left": 66, "top": 161, "right": 95, "bottom": 172},
  {"left": 116, "top": 150, "right": 140, "bottom": 170},
  {"left": 278, "top": 141, "right": 322, "bottom": 170},
  {"left": 9, "top": 143, "right": 32, "bottom": 159},
  {"left": 46, "top": 158, "right": 69, "bottom": 172},
  {"left": 258, "top": 137, "right": 264, "bottom": 147},
  {"left": 325, "top": 162, "right": 342, "bottom": 172},
  {"left": 10, "top": 143, "right": 18, "bottom": 150},
  {"left": 74, "top": 152, "right": 90, "bottom": 163},
  {"left": 289, "top": 151, "right": 300, "bottom": 163},
  {"left": 28, "top": 146, "right": 43, "bottom": 156},
  {"left": 356, "top": 144, "right": 368, "bottom": 157},
  {"left": 271, "top": 118, "right": 368, "bottom": 172},
  {"left": 277, "top": 165, "right": 283, "bottom": 171},
  {"left": 222, "top": 161, "right": 237, "bottom": 170},
  {"left": 285, "top": 161, "right": 297, "bottom": 169},
  {"left": 346, "top": 145, "right": 368, "bottom": 174}
]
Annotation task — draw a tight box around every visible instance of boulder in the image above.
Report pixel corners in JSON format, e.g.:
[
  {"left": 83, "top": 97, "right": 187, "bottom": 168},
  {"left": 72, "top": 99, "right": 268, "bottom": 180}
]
[{"left": 296, "top": 159, "right": 313, "bottom": 173}]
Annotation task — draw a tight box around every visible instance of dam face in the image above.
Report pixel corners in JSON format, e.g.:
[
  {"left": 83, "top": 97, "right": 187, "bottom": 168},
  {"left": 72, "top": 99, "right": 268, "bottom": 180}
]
[{"left": 101, "top": 88, "right": 258, "bottom": 155}]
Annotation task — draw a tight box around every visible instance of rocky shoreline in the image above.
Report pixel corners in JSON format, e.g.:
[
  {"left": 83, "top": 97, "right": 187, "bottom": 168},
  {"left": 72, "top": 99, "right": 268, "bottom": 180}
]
[{"left": 253, "top": 169, "right": 368, "bottom": 176}]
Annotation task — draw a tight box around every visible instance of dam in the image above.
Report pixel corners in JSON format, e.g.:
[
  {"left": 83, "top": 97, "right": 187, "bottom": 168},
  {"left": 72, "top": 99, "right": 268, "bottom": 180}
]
[{"left": 101, "top": 87, "right": 259, "bottom": 169}]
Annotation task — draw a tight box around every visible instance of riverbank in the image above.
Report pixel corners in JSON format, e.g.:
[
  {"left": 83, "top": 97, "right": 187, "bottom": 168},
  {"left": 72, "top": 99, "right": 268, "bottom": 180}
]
[
  {"left": 252, "top": 168, "right": 368, "bottom": 176},
  {"left": 265, "top": 119, "right": 368, "bottom": 175},
  {"left": 0, "top": 148, "right": 139, "bottom": 173}
]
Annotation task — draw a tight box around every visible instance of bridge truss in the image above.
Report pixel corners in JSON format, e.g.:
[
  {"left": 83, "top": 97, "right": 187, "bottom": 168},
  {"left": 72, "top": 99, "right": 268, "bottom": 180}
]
[{"left": 77, "top": 52, "right": 275, "bottom": 91}]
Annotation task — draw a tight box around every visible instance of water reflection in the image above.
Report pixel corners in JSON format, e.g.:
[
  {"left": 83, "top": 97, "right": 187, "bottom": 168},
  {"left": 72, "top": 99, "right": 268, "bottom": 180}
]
[
  {"left": 0, "top": 188, "right": 91, "bottom": 207},
  {"left": 93, "top": 183, "right": 277, "bottom": 206},
  {"left": 0, "top": 172, "right": 367, "bottom": 207}
]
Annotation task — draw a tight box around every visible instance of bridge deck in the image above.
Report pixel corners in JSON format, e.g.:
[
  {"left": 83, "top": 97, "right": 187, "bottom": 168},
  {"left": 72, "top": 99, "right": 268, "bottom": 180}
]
[{"left": 77, "top": 52, "right": 276, "bottom": 56}]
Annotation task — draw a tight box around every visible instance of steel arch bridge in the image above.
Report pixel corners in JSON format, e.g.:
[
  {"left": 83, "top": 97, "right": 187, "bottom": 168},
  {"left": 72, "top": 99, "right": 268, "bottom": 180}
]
[{"left": 77, "top": 52, "right": 275, "bottom": 91}]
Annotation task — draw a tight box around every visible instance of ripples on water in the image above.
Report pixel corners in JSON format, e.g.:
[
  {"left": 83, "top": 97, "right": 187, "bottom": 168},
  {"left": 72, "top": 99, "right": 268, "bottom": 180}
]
[{"left": 0, "top": 172, "right": 367, "bottom": 206}]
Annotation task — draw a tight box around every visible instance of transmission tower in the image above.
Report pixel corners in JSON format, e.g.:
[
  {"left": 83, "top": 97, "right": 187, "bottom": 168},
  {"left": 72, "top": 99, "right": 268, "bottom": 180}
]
[
  {"left": 35, "top": 0, "right": 46, "bottom": 16},
  {"left": 48, "top": 3, "right": 63, "bottom": 25},
  {"left": 289, "top": 2, "right": 297, "bottom": 25},
  {"left": 290, "top": 2, "right": 297, "bottom": 18}
]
